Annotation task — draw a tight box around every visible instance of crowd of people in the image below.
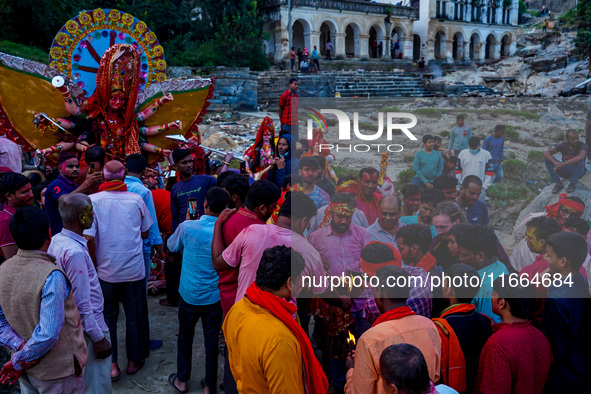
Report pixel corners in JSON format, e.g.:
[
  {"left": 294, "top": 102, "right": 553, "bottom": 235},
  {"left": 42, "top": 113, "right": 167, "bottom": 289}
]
[{"left": 0, "top": 107, "right": 590, "bottom": 394}]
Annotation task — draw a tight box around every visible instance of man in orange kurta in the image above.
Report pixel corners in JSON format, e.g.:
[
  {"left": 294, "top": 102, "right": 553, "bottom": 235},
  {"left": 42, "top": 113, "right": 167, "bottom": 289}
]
[{"left": 345, "top": 265, "right": 441, "bottom": 393}]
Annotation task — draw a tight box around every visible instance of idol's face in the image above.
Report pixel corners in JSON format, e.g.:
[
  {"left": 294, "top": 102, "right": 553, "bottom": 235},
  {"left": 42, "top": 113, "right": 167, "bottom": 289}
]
[{"left": 109, "top": 92, "right": 126, "bottom": 110}]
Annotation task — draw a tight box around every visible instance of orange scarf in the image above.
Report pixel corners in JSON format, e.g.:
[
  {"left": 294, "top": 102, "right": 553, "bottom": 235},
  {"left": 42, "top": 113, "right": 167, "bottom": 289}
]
[
  {"left": 545, "top": 193, "right": 585, "bottom": 218},
  {"left": 98, "top": 180, "right": 127, "bottom": 192},
  {"left": 432, "top": 304, "right": 474, "bottom": 392},
  {"left": 246, "top": 283, "right": 328, "bottom": 394},
  {"left": 360, "top": 241, "right": 403, "bottom": 277},
  {"left": 371, "top": 306, "right": 416, "bottom": 328}
]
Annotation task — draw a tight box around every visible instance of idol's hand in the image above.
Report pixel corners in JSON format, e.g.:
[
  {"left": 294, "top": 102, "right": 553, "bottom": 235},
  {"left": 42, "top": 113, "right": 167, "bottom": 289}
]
[
  {"left": 161, "top": 92, "right": 173, "bottom": 104},
  {"left": 168, "top": 121, "right": 182, "bottom": 130}
]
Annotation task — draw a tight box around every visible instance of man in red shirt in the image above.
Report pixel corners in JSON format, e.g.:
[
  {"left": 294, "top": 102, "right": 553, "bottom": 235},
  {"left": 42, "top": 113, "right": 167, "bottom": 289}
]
[
  {"left": 356, "top": 167, "right": 382, "bottom": 225},
  {"left": 211, "top": 179, "right": 280, "bottom": 394},
  {"left": 475, "top": 280, "right": 552, "bottom": 394},
  {"left": 0, "top": 173, "right": 35, "bottom": 261},
  {"left": 279, "top": 78, "right": 299, "bottom": 139}
]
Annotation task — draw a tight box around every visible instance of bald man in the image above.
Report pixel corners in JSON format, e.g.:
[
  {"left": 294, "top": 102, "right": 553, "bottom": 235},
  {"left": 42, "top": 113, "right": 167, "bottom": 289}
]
[
  {"left": 49, "top": 193, "right": 112, "bottom": 392},
  {"left": 367, "top": 195, "right": 405, "bottom": 247},
  {"left": 83, "top": 160, "right": 154, "bottom": 378}
]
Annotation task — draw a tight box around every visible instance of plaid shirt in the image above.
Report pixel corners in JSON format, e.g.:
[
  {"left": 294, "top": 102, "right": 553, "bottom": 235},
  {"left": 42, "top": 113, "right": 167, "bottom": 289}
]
[
  {"left": 279, "top": 89, "right": 298, "bottom": 125},
  {"left": 363, "top": 266, "right": 433, "bottom": 321}
]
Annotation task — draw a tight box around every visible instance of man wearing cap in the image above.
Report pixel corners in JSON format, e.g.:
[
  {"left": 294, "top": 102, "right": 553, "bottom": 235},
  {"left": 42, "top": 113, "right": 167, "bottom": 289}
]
[{"left": 45, "top": 152, "right": 102, "bottom": 235}]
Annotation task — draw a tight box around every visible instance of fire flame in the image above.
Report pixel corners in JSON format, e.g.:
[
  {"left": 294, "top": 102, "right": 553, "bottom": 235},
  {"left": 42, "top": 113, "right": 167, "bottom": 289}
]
[{"left": 347, "top": 330, "right": 356, "bottom": 345}]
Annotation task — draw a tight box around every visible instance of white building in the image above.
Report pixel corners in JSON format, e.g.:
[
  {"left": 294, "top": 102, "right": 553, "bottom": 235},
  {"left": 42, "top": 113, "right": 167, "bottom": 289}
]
[{"left": 260, "top": 0, "right": 519, "bottom": 63}]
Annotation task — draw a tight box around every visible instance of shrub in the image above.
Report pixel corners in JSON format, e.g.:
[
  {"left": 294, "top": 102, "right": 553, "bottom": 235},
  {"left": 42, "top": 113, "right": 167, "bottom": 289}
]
[
  {"left": 0, "top": 40, "right": 48, "bottom": 64},
  {"left": 487, "top": 184, "right": 531, "bottom": 201},
  {"left": 503, "top": 159, "right": 528, "bottom": 181},
  {"left": 527, "top": 150, "right": 544, "bottom": 162},
  {"left": 440, "top": 130, "right": 450, "bottom": 138},
  {"left": 396, "top": 168, "right": 415, "bottom": 187},
  {"left": 332, "top": 166, "right": 358, "bottom": 180}
]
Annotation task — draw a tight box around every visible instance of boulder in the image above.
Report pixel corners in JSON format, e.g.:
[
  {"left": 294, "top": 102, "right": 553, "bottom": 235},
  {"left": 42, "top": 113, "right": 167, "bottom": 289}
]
[
  {"left": 542, "top": 125, "right": 565, "bottom": 142},
  {"left": 201, "top": 132, "right": 239, "bottom": 151},
  {"left": 532, "top": 53, "right": 567, "bottom": 72}
]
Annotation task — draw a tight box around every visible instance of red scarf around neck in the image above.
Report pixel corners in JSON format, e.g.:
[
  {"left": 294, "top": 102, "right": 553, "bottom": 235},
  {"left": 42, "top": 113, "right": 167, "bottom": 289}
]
[
  {"left": 245, "top": 283, "right": 328, "bottom": 394},
  {"left": 414, "top": 252, "right": 437, "bottom": 273},
  {"left": 371, "top": 305, "right": 416, "bottom": 328},
  {"left": 98, "top": 180, "right": 127, "bottom": 192}
]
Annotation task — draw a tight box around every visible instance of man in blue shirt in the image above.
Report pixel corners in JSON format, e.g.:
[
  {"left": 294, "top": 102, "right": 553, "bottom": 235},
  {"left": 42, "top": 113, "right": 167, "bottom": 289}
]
[
  {"left": 166, "top": 149, "right": 217, "bottom": 307},
  {"left": 482, "top": 125, "right": 505, "bottom": 183},
  {"left": 311, "top": 45, "right": 320, "bottom": 70},
  {"left": 455, "top": 176, "right": 489, "bottom": 226},
  {"left": 167, "top": 187, "right": 229, "bottom": 394},
  {"left": 45, "top": 152, "right": 102, "bottom": 235},
  {"left": 448, "top": 115, "right": 472, "bottom": 156},
  {"left": 124, "top": 154, "right": 165, "bottom": 285},
  {"left": 124, "top": 154, "right": 165, "bottom": 351}
]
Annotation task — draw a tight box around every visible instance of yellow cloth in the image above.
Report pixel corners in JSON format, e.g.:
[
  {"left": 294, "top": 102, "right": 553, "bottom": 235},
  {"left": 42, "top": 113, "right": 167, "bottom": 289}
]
[
  {"left": 223, "top": 298, "right": 306, "bottom": 394},
  {"left": 345, "top": 315, "right": 442, "bottom": 394}
]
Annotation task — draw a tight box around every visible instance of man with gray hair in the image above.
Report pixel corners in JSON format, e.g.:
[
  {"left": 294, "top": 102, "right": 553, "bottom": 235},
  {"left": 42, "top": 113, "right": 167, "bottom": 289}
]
[
  {"left": 48, "top": 193, "right": 112, "bottom": 393},
  {"left": 83, "top": 160, "right": 153, "bottom": 379}
]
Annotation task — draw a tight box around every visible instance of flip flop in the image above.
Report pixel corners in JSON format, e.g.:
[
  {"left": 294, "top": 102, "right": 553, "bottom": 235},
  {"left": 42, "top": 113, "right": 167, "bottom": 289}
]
[
  {"left": 551, "top": 183, "right": 563, "bottom": 194},
  {"left": 168, "top": 373, "right": 188, "bottom": 394},
  {"left": 111, "top": 364, "right": 121, "bottom": 381},
  {"left": 566, "top": 183, "right": 576, "bottom": 193}
]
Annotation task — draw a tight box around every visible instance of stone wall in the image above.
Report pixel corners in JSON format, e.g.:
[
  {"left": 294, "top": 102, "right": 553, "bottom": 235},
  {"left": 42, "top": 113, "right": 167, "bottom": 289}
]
[
  {"left": 207, "top": 68, "right": 258, "bottom": 112},
  {"left": 168, "top": 67, "right": 259, "bottom": 112}
]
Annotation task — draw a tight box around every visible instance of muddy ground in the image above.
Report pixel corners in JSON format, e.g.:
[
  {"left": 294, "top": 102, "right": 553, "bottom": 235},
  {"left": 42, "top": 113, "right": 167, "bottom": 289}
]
[{"left": 111, "top": 295, "right": 218, "bottom": 394}]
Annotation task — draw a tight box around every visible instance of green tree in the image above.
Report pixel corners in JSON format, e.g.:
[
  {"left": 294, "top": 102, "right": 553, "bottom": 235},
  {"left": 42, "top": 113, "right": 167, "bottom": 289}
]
[
  {"left": 573, "top": 0, "right": 591, "bottom": 72},
  {"left": 195, "top": 0, "right": 269, "bottom": 70},
  {"left": 0, "top": 0, "right": 269, "bottom": 69}
]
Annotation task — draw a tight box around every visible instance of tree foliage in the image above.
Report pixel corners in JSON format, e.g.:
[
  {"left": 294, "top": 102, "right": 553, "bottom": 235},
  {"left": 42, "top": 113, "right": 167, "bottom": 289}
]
[
  {"left": 573, "top": 0, "right": 591, "bottom": 69},
  {"left": 0, "top": 0, "right": 269, "bottom": 69}
]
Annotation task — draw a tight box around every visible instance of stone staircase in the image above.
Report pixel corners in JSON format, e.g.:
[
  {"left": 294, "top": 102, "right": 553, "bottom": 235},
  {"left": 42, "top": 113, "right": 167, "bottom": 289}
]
[{"left": 333, "top": 72, "right": 431, "bottom": 98}]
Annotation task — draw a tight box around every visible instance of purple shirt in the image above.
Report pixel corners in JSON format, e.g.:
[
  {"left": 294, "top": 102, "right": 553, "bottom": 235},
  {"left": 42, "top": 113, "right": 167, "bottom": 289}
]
[
  {"left": 363, "top": 266, "right": 433, "bottom": 320},
  {"left": 48, "top": 229, "right": 108, "bottom": 342},
  {"left": 309, "top": 224, "right": 371, "bottom": 312}
]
